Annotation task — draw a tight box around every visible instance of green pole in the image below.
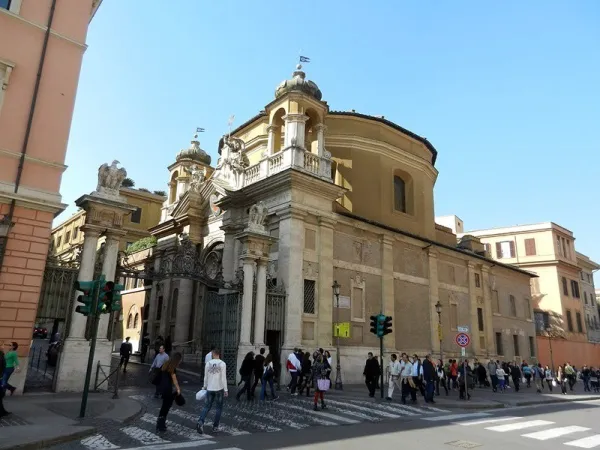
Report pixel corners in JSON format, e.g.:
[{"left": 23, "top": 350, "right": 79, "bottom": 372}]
[{"left": 79, "top": 275, "right": 104, "bottom": 418}]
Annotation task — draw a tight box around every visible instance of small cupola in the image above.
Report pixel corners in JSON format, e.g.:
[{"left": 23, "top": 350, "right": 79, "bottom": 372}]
[{"left": 275, "top": 64, "right": 322, "bottom": 101}]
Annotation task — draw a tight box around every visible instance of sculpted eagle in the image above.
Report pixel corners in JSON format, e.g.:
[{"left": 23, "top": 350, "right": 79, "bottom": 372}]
[{"left": 97, "top": 160, "right": 127, "bottom": 191}]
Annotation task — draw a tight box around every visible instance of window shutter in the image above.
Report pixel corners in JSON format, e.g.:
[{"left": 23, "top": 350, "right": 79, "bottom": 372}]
[
  {"left": 509, "top": 241, "right": 516, "bottom": 258},
  {"left": 525, "top": 238, "right": 536, "bottom": 256},
  {"left": 495, "top": 242, "right": 502, "bottom": 258}
]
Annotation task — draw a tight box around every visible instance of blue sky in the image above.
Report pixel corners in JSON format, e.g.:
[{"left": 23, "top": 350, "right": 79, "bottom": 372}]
[{"left": 62, "top": 1, "right": 600, "bottom": 268}]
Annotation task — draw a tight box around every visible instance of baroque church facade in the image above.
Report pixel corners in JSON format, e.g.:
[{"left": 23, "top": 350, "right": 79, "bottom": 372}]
[{"left": 129, "top": 65, "right": 537, "bottom": 383}]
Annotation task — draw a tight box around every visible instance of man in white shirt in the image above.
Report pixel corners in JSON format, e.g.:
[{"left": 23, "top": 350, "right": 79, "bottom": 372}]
[
  {"left": 197, "top": 349, "right": 228, "bottom": 435},
  {"left": 386, "top": 354, "right": 402, "bottom": 400},
  {"left": 399, "top": 353, "right": 416, "bottom": 404},
  {"left": 286, "top": 349, "right": 302, "bottom": 395}
]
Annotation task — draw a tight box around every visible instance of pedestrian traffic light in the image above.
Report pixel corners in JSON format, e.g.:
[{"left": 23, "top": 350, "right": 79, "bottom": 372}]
[
  {"left": 382, "top": 315, "right": 392, "bottom": 336},
  {"left": 110, "top": 283, "right": 124, "bottom": 312},
  {"left": 376, "top": 314, "right": 386, "bottom": 337},
  {"left": 75, "top": 280, "right": 95, "bottom": 316},
  {"left": 369, "top": 315, "right": 378, "bottom": 335}
]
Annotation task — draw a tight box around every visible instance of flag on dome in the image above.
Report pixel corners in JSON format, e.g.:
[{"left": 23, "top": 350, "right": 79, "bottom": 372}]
[
  {"left": 299, "top": 56, "right": 310, "bottom": 63},
  {"left": 196, "top": 127, "right": 205, "bottom": 133}
]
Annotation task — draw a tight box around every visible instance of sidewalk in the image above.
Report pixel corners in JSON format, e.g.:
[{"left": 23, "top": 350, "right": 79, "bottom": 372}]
[
  {"left": 326, "top": 383, "right": 600, "bottom": 409},
  {"left": 0, "top": 391, "right": 142, "bottom": 450},
  {"left": 111, "top": 352, "right": 202, "bottom": 378}
]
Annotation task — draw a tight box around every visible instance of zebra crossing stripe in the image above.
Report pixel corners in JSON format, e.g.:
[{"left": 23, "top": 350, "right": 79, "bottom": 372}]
[
  {"left": 348, "top": 400, "right": 418, "bottom": 416},
  {"left": 323, "top": 399, "right": 402, "bottom": 418},
  {"left": 385, "top": 402, "right": 439, "bottom": 415},
  {"left": 421, "top": 405, "right": 450, "bottom": 413},
  {"left": 308, "top": 402, "right": 378, "bottom": 422},
  {"left": 169, "top": 409, "right": 250, "bottom": 436},
  {"left": 280, "top": 402, "right": 359, "bottom": 424},
  {"left": 120, "top": 426, "right": 169, "bottom": 445},
  {"left": 221, "top": 413, "right": 281, "bottom": 432},
  {"left": 115, "top": 442, "right": 215, "bottom": 450},
  {"left": 485, "top": 420, "right": 554, "bottom": 432},
  {"left": 523, "top": 426, "right": 591, "bottom": 441},
  {"left": 139, "top": 413, "right": 213, "bottom": 441},
  {"left": 458, "top": 417, "right": 522, "bottom": 426},
  {"left": 424, "top": 413, "right": 491, "bottom": 422},
  {"left": 239, "top": 407, "right": 311, "bottom": 429},
  {"left": 565, "top": 435, "right": 600, "bottom": 448},
  {"left": 80, "top": 434, "right": 119, "bottom": 450}
]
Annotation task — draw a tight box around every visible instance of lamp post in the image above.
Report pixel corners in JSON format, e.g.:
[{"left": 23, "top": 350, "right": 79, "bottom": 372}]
[
  {"left": 332, "top": 280, "right": 343, "bottom": 390},
  {"left": 435, "top": 300, "right": 443, "bottom": 362},
  {"left": 546, "top": 325, "right": 555, "bottom": 374}
]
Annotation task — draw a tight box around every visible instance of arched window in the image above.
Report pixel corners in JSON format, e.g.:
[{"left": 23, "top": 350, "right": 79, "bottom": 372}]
[
  {"left": 170, "top": 288, "right": 179, "bottom": 320},
  {"left": 127, "top": 313, "right": 133, "bottom": 329},
  {"left": 169, "top": 171, "right": 179, "bottom": 203},
  {"left": 394, "top": 175, "right": 406, "bottom": 213},
  {"left": 133, "top": 313, "right": 139, "bottom": 328}
]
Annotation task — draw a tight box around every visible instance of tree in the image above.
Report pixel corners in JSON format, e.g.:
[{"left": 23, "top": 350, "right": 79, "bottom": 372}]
[
  {"left": 122, "top": 178, "right": 135, "bottom": 188},
  {"left": 138, "top": 188, "right": 150, "bottom": 193},
  {"left": 153, "top": 190, "right": 167, "bottom": 197},
  {"left": 126, "top": 236, "right": 157, "bottom": 254}
]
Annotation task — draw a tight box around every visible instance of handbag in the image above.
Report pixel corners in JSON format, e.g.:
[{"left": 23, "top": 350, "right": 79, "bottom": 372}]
[
  {"left": 195, "top": 389, "right": 207, "bottom": 401},
  {"left": 317, "top": 378, "right": 330, "bottom": 391},
  {"left": 174, "top": 393, "right": 186, "bottom": 407}
]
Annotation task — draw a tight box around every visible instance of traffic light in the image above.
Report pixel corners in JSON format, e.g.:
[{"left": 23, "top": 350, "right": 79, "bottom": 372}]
[
  {"left": 75, "top": 280, "right": 95, "bottom": 316},
  {"left": 97, "top": 280, "right": 114, "bottom": 313},
  {"left": 369, "top": 315, "right": 378, "bottom": 335},
  {"left": 376, "top": 314, "right": 385, "bottom": 337},
  {"left": 382, "top": 315, "right": 392, "bottom": 336},
  {"left": 110, "top": 283, "right": 124, "bottom": 312}
]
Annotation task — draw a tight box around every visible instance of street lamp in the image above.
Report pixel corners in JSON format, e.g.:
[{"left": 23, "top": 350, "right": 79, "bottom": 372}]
[
  {"left": 435, "top": 301, "right": 443, "bottom": 362},
  {"left": 332, "top": 280, "right": 343, "bottom": 390},
  {"left": 546, "top": 325, "right": 555, "bottom": 374}
]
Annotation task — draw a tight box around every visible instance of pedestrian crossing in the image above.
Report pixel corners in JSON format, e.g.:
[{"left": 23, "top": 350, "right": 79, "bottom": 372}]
[
  {"left": 439, "top": 415, "right": 600, "bottom": 448},
  {"left": 75, "top": 393, "right": 452, "bottom": 449}
]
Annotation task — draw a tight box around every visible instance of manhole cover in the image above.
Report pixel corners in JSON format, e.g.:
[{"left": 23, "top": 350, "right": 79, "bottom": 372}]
[{"left": 445, "top": 441, "right": 482, "bottom": 449}]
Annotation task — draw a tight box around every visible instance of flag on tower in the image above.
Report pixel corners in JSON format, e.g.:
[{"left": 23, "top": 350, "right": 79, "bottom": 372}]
[
  {"left": 196, "top": 127, "right": 205, "bottom": 133},
  {"left": 299, "top": 56, "right": 310, "bottom": 63}
]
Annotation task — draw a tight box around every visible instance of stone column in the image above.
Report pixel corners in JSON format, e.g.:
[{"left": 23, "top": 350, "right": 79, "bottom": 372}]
[
  {"left": 317, "top": 216, "right": 335, "bottom": 347},
  {"left": 266, "top": 124, "right": 277, "bottom": 156},
  {"left": 467, "top": 262, "right": 480, "bottom": 356},
  {"left": 146, "top": 252, "right": 162, "bottom": 340},
  {"left": 253, "top": 258, "right": 268, "bottom": 347},
  {"left": 67, "top": 225, "right": 102, "bottom": 338},
  {"left": 239, "top": 257, "right": 255, "bottom": 346},
  {"left": 175, "top": 278, "right": 194, "bottom": 344},
  {"left": 221, "top": 228, "right": 236, "bottom": 282},
  {"left": 283, "top": 113, "right": 308, "bottom": 149},
  {"left": 277, "top": 209, "right": 305, "bottom": 350},
  {"left": 381, "top": 235, "right": 395, "bottom": 351},
  {"left": 98, "top": 231, "right": 124, "bottom": 336},
  {"left": 314, "top": 124, "right": 327, "bottom": 157},
  {"left": 428, "top": 248, "right": 441, "bottom": 357}
]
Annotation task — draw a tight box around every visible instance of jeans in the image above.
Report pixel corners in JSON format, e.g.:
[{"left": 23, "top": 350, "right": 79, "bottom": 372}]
[
  {"left": 260, "top": 376, "right": 276, "bottom": 401},
  {"left": 436, "top": 378, "right": 448, "bottom": 395},
  {"left": 490, "top": 375, "right": 498, "bottom": 392},
  {"left": 1, "top": 367, "right": 15, "bottom": 391},
  {"left": 198, "top": 390, "right": 224, "bottom": 428},
  {"left": 158, "top": 391, "right": 174, "bottom": 418},
  {"left": 583, "top": 376, "right": 591, "bottom": 392},
  {"left": 289, "top": 371, "right": 298, "bottom": 394},
  {"left": 365, "top": 375, "right": 377, "bottom": 396},
  {"left": 425, "top": 380, "right": 435, "bottom": 402},
  {"left": 236, "top": 376, "right": 252, "bottom": 401}
]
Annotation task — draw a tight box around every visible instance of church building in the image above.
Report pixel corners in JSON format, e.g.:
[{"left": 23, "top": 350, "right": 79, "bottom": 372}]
[{"left": 125, "top": 65, "right": 537, "bottom": 384}]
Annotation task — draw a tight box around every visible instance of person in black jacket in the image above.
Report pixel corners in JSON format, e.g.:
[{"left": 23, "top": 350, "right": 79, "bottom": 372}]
[
  {"left": 363, "top": 352, "right": 380, "bottom": 397},
  {"left": 236, "top": 351, "right": 254, "bottom": 401},
  {"left": 422, "top": 354, "right": 436, "bottom": 403},
  {"left": 298, "top": 352, "right": 313, "bottom": 397},
  {"left": 0, "top": 350, "right": 9, "bottom": 417},
  {"left": 250, "top": 348, "right": 266, "bottom": 399}
]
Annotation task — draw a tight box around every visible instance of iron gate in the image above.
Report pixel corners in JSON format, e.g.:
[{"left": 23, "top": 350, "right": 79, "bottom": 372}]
[{"left": 202, "top": 291, "right": 241, "bottom": 384}]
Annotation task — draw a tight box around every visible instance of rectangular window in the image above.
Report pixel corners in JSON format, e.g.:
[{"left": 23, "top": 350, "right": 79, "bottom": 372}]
[
  {"left": 450, "top": 303, "right": 458, "bottom": 330},
  {"left": 65, "top": 231, "right": 71, "bottom": 243},
  {"left": 524, "top": 238, "right": 537, "bottom": 256},
  {"left": 393, "top": 176, "right": 406, "bottom": 213},
  {"left": 581, "top": 272, "right": 585, "bottom": 281},
  {"left": 131, "top": 207, "right": 142, "bottom": 224},
  {"left": 156, "top": 296, "right": 163, "bottom": 321},
  {"left": 56, "top": 236, "right": 62, "bottom": 247},
  {"left": 303, "top": 280, "right": 316, "bottom": 314},
  {"left": 495, "top": 241, "right": 515, "bottom": 259},
  {"left": 567, "top": 310, "right": 574, "bottom": 332},
  {"left": 0, "top": 0, "right": 11, "bottom": 10},
  {"left": 475, "top": 273, "right": 481, "bottom": 288},
  {"left": 562, "top": 277, "right": 569, "bottom": 296},
  {"left": 576, "top": 312, "right": 583, "bottom": 333},
  {"left": 534, "top": 311, "right": 550, "bottom": 332},
  {"left": 73, "top": 227, "right": 79, "bottom": 239},
  {"left": 529, "top": 336, "right": 535, "bottom": 357},
  {"left": 509, "top": 294, "right": 517, "bottom": 317},
  {"left": 524, "top": 298, "right": 531, "bottom": 319},
  {"left": 484, "top": 243, "right": 491, "bottom": 256},
  {"left": 571, "top": 280, "right": 580, "bottom": 298},
  {"left": 492, "top": 290, "right": 499, "bottom": 314},
  {"left": 556, "top": 236, "right": 562, "bottom": 256},
  {"left": 565, "top": 239, "right": 571, "bottom": 259},
  {"left": 495, "top": 332, "right": 503, "bottom": 355},
  {"left": 584, "top": 291, "right": 588, "bottom": 305},
  {"left": 477, "top": 307, "right": 484, "bottom": 332},
  {"left": 513, "top": 334, "right": 520, "bottom": 356},
  {"left": 351, "top": 286, "right": 364, "bottom": 321}
]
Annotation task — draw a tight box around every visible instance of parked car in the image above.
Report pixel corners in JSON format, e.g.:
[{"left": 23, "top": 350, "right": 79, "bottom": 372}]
[{"left": 33, "top": 326, "right": 48, "bottom": 339}]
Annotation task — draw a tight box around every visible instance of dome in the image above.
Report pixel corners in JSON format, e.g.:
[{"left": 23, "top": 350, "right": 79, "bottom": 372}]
[
  {"left": 275, "top": 64, "right": 322, "bottom": 101},
  {"left": 176, "top": 135, "right": 211, "bottom": 165}
]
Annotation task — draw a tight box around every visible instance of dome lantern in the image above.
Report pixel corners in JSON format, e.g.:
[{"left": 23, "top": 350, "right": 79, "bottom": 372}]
[
  {"left": 176, "top": 133, "right": 211, "bottom": 166},
  {"left": 275, "top": 64, "right": 322, "bottom": 101}
]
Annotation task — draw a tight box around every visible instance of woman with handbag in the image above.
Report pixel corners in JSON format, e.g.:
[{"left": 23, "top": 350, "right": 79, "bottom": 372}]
[
  {"left": 312, "top": 353, "right": 330, "bottom": 411},
  {"left": 156, "top": 352, "right": 182, "bottom": 432}
]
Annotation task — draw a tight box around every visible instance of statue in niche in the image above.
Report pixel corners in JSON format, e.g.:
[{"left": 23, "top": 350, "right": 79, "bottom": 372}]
[
  {"left": 247, "top": 201, "right": 268, "bottom": 232},
  {"left": 184, "top": 164, "right": 205, "bottom": 192},
  {"left": 96, "top": 160, "right": 127, "bottom": 194},
  {"left": 215, "top": 135, "right": 248, "bottom": 189}
]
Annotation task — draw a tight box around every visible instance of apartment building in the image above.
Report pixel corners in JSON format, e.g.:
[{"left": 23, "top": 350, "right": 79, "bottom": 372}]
[{"left": 577, "top": 252, "right": 600, "bottom": 343}]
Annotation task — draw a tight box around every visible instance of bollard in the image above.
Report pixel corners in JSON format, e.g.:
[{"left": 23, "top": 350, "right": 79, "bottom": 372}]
[
  {"left": 94, "top": 360, "right": 101, "bottom": 392},
  {"left": 112, "top": 367, "right": 120, "bottom": 399}
]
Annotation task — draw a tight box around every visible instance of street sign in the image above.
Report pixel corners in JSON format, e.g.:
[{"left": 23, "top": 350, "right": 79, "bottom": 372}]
[
  {"left": 455, "top": 332, "right": 471, "bottom": 348},
  {"left": 457, "top": 326, "right": 469, "bottom": 333},
  {"left": 334, "top": 322, "right": 350, "bottom": 338},
  {"left": 461, "top": 347, "right": 466, "bottom": 357}
]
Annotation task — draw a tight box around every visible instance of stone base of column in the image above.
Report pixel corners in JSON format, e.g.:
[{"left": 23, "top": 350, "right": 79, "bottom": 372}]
[
  {"left": 235, "top": 343, "right": 255, "bottom": 385},
  {"left": 54, "top": 337, "right": 114, "bottom": 392}
]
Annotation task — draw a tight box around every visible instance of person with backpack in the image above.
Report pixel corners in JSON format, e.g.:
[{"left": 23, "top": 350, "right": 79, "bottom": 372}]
[{"left": 260, "top": 353, "right": 278, "bottom": 401}]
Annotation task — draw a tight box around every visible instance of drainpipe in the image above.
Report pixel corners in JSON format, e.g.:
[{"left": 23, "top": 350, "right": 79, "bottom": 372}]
[{"left": 0, "top": 0, "right": 58, "bottom": 273}]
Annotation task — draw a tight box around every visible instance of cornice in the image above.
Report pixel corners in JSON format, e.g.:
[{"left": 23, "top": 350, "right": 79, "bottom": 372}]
[{"left": 0, "top": 147, "right": 67, "bottom": 171}]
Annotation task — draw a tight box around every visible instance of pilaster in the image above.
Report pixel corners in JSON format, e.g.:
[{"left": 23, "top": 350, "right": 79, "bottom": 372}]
[
  {"left": 239, "top": 256, "right": 255, "bottom": 346},
  {"left": 467, "top": 262, "right": 480, "bottom": 356},
  {"left": 380, "top": 235, "right": 395, "bottom": 350},
  {"left": 317, "top": 216, "right": 335, "bottom": 347},
  {"left": 254, "top": 258, "right": 268, "bottom": 347},
  {"left": 266, "top": 124, "right": 277, "bottom": 156},
  {"left": 482, "top": 265, "right": 495, "bottom": 357},
  {"left": 175, "top": 278, "right": 194, "bottom": 343},
  {"left": 427, "top": 248, "right": 441, "bottom": 357},
  {"left": 314, "top": 123, "right": 327, "bottom": 157}
]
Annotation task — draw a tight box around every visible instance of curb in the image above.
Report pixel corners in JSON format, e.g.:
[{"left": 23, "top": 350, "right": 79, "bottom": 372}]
[{"left": 513, "top": 395, "right": 600, "bottom": 407}]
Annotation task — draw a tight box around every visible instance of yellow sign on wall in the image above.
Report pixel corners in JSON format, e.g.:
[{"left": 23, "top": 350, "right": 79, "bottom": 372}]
[{"left": 334, "top": 322, "right": 350, "bottom": 338}]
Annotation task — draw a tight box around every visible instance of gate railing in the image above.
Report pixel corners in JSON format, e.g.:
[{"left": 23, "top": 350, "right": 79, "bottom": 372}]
[{"left": 93, "top": 361, "right": 120, "bottom": 399}]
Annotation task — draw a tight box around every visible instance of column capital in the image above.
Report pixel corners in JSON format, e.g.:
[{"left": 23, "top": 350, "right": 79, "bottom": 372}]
[
  {"left": 266, "top": 124, "right": 278, "bottom": 133},
  {"left": 105, "top": 229, "right": 127, "bottom": 241},
  {"left": 241, "top": 255, "right": 256, "bottom": 265},
  {"left": 427, "top": 246, "right": 438, "bottom": 258},
  {"left": 380, "top": 234, "right": 394, "bottom": 247},
  {"left": 467, "top": 261, "right": 476, "bottom": 270},
  {"left": 317, "top": 215, "right": 336, "bottom": 229},
  {"left": 256, "top": 257, "right": 269, "bottom": 267},
  {"left": 314, "top": 123, "right": 327, "bottom": 133},
  {"left": 80, "top": 224, "right": 104, "bottom": 238},
  {"left": 276, "top": 208, "right": 307, "bottom": 222},
  {"left": 282, "top": 113, "right": 309, "bottom": 123}
]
